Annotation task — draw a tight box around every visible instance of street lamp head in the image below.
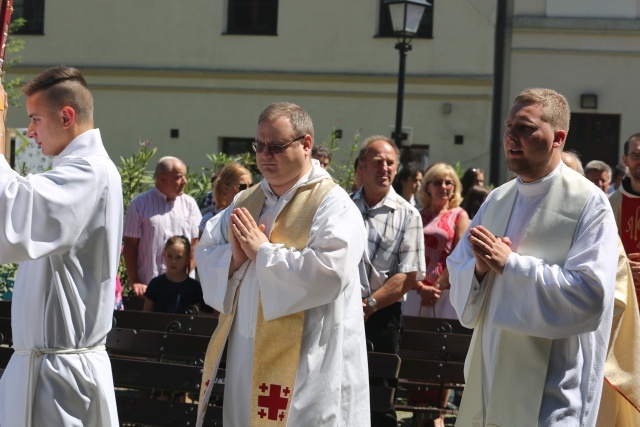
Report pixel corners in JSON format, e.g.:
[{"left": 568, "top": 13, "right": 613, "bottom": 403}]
[{"left": 384, "top": 0, "right": 431, "bottom": 37}]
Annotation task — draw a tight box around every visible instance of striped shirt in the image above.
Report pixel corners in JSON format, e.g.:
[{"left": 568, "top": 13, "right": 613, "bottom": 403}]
[
  {"left": 351, "top": 186, "right": 426, "bottom": 298},
  {"left": 124, "top": 188, "right": 202, "bottom": 284}
]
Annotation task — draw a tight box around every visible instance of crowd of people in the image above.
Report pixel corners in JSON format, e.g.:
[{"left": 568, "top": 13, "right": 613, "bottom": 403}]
[{"left": 0, "top": 66, "right": 637, "bottom": 427}]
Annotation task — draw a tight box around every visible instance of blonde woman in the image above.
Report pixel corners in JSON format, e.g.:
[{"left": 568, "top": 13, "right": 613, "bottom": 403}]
[
  {"left": 403, "top": 162, "right": 470, "bottom": 319},
  {"left": 199, "top": 162, "right": 252, "bottom": 236}
]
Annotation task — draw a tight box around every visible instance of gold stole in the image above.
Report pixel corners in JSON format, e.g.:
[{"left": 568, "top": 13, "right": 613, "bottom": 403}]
[
  {"left": 596, "top": 239, "right": 640, "bottom": 426},
  {"left": 196, "top": 178, "right": 337, "bottom": 427},
  {"left": 456, "top": 167, "right": 592, "bottom": 427}
]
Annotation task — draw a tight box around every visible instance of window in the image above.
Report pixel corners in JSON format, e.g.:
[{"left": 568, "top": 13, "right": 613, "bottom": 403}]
[
  {"left": 221, "top": 137, "right": 254, "bottom": 157},
  {"left": 227, "top": 0, "right": 278, "bottom": 35},
  {"left": 564, "top": 113, "right": 620, "bottom": 168},
  {"left": 378, "top": 0, "right": 434, "bottom": 39},
  {"left": 12, "top": 0, "right": 44, "bottom": 35}
]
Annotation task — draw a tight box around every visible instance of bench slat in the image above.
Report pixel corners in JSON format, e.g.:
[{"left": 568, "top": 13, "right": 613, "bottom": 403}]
[
  {"left": 113, "top": 310, "right": 218, "bottom": 335},
  {"left": 0, "top": 318, "right": 11, "bottom": 345},
  {"left": 403, "top": 316, "right": 471, "bottom": 335},
  {"left": 111, "top": 357, "right": 224, "bottom": 395},
  {"left": 0, "top": 301, "right": 9, "bottom": 319},
  {"left": 399, "top": 357, "right": 466, "bottom": 385},
  {"left": 115, "top": 395, "right": 223, "bottom": 427},
  {"left": 107, "top": 328, "right": 209, "bottom": 362}
]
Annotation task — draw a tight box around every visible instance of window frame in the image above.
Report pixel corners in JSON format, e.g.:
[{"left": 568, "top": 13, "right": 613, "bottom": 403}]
[
  {"left": 226, "top": 0, "right": 278, "bottom": 36},
  {"left": 12, "top": 0, "right": 45, "bottom": 35},
  {"left": 221, "top": 137, "right": 254, "bottom": 157}
]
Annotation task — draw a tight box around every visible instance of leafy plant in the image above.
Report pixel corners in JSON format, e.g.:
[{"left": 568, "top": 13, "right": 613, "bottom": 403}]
[
  {"left": 118, "top": 140, "right": 157, "bottom": 216},
  {"left": 321, "top": 127, "right": 361, "bottom": 192}
]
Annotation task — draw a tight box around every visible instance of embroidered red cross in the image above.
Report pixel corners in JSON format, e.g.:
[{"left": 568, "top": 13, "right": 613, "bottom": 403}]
[{"left": 257, "top": 383, "right": 290, "bottom": 421}]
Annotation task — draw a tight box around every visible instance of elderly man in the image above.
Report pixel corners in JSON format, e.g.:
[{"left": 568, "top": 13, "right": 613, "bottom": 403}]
[
  {"left": 561, "top": 149, "right": 584, "bottom": 175},
  {"left": 123, "top": 156, "right": 201, "bottom": 297},
  {"left": 447, "top": 88, "right": 618, "bottom": 426},
  {"left": 0, "top": 67, "right": 122, "bottom": 426},
  {"left": 585, "top": 159, "right": 612, "bottom": 192},
  {"left": 195, "top": 102, "right": 369, "bottom": 426},
  {"left": 351, "top": 135, "right": 425, "bottom": 426}
]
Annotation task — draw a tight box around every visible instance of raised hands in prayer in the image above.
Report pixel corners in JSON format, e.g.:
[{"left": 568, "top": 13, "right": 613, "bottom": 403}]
[
  {"left": 468, "top": 225, "right": 513, "bottom": 280},
  {"left": 230, "top": 207, "right": 267, "bottom": 270}
]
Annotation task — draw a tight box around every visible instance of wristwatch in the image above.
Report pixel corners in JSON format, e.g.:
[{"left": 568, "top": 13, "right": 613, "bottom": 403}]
[{"left": 366, "top": 296, "right": 378, "bottom": 312}]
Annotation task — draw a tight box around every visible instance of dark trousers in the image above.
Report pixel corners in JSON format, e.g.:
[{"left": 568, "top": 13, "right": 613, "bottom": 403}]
[{"left": 365, "top": 302, "right": 402, "bottom": 427}]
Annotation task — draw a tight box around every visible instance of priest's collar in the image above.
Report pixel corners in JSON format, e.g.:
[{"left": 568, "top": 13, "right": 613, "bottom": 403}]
[
  {"left": 621, "top": 176, "right": 640, "bottom": 197},
  {"left": 261, "top": 160, "right": 330, "bottom": 203},
  {"left": 515, "top": 162, "right": 563, "bottom": 197}
]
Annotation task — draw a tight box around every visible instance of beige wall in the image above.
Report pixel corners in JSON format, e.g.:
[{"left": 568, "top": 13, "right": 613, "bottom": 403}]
[
  {"left": 5, "top": 1, "right": 497, "bottom": 177},
  {"left": 508, "top": 6, "right": 640, "bottom": 178}
]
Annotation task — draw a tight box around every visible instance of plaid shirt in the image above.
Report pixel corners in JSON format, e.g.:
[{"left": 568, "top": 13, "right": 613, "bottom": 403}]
[{"left": 351, "top": 186, "right": 426, "bottom": 298}]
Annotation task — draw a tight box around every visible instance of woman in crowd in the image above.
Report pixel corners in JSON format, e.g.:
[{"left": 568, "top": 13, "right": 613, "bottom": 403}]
[
  {"left": 404, "top": 163, "right": 469, "bottom": 319},
  {"left": 460, "top": 167, "right": 485, "bottom": 199},
  {"left": 198, "top": 162, "right": 252, "bottom": 236},
  {"left": 392, "top": 167, "right": 423, "bottom": 208},
  {"left": 403, "top": 163, "right": 470, "bottom": 414},
  {"left": 461, "top": 185, "right": 490, "bottom": 220}
]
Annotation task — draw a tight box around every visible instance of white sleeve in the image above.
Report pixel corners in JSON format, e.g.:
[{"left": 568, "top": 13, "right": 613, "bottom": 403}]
[
  {"left": 447, "top": 195, "right": 493, "bottom": 328},
  {"left": 256, "top": 188, "right": 366, "bottom": 321},
  {"left": 194, "top": 204, "right": 241, "bottom": 314},
  {"left": 494, "top": 189, "right": 618, "bottom": 339},
  {"left": 0, "top": 157, "right": 100, "bottom": 262}
]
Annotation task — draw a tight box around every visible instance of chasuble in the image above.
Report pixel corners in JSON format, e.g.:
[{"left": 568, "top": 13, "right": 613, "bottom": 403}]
[
  {"left": 448, "top": 163, "right": 618, "bottom": 426},
  {"left": 195, "top": 163, "right": 370, "bottom": 426}
]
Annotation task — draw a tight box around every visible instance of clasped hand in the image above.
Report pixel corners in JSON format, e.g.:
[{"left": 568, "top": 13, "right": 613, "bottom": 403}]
[
  {"left": 416, "top": 282, "right": 440, "bottom": 306},
  {"left": 469, "top": 225, "right": 512, "bottom": 278},
  {"left": 230, "top": 207, "right": 267, "bottom": 265}
]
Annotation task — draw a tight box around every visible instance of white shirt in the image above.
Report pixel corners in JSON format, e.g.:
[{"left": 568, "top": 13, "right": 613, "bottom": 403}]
[
  {"left": 196, "top": 162, "right": 370, "bottom": 426},
  {"left": 0, "top": 129, "right": 122, "bottom": 426},
  {"left": 448, "top": 163, "right": 618, "bottom": 426},
  {"left": 124, "top": 187, "right": 201, "bottom": 284}
]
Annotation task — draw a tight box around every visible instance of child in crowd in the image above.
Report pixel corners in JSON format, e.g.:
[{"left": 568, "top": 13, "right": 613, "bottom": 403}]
[{"left": 143, "top": 235, "right": 203, "bottom": 313}]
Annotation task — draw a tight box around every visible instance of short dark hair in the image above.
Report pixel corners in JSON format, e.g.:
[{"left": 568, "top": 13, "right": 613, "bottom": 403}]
[
  {"left": 624, "top": 132, "right": 640, "bottom": 155},
  {"left": 312, "top": 145, "right": 332, "bottom": 161},
  {"left": 22, "top": 66, "right": 94, "bottom": 123},
  {"left": 612, "top": 164, "right": 626, "bottom": 180},
  {"left": 460, "top": 168, "right": 484, "bottom": 198}
]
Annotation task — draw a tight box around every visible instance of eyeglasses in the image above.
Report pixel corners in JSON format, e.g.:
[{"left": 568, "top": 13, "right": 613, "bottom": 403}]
[
  {"left": 432, "top": 179, "right": 454, "bottom": 187},
  {"left": 252, "top": 135, "right": 306, "bottom": 155},
  {"left": 237, "top": 183, "right": 250, "bottom": 191},
  {"left": 627, "top": 152, "right": 640, "bottom": 161}
]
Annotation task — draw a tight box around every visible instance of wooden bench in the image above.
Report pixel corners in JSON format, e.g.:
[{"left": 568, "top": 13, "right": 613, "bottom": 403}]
[
  {"left": 0, "top": 304, "right": 402, "bottom": 426},
  {"left": 112, "top": 308, "right": 218, "bottom": 335},
  {"left": 396, "top": 316, "right": 472, "bottom": 425}
]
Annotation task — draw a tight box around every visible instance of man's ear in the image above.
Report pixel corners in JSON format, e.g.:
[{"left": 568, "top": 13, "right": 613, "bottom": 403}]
[
  {"left": 302, "top": 135, "right": 313, "bottom": 153},
  {"left": 553, "top": 129, "right": 567, "bottom": 148},
  {"left": 60, "top": 106, "right": 76, "bottom": 129}
]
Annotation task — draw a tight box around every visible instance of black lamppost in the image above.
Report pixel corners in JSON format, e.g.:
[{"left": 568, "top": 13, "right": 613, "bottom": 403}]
[{"left": 384, "top": 0, "right": 430, "bottom": 167}]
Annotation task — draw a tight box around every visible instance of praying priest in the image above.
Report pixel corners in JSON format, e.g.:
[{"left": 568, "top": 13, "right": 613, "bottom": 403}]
[
  {"left": 195, "top": 102, "right": 370, "bottom": 426},
  {"left": 447, "top": 88, "right": 618, "bottom": 426}
]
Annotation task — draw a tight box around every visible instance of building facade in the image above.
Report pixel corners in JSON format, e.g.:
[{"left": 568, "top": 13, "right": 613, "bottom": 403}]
[{"left": 5, "top": 0, "right": 497, "bottom": 181}]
